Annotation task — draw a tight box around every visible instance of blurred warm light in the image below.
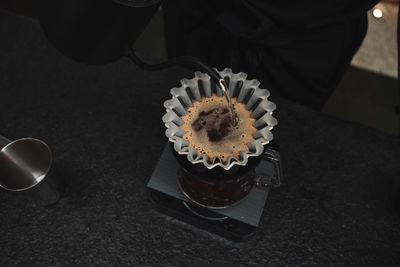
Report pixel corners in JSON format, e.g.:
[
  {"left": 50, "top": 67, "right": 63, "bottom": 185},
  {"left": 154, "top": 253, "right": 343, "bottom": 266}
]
[{"left": 372, "top": 8, "right": 383, "bottom": 18}]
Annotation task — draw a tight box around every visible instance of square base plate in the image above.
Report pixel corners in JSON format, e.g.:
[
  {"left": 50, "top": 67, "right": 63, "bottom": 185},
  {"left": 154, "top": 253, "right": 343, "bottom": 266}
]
[{"left": 147, "top": 144, "right": 276, "bottom": 241}]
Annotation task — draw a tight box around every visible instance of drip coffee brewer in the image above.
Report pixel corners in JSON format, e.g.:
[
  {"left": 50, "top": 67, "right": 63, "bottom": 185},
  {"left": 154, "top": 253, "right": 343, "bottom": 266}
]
[
  {"left": 163, "top": 68, "right": 281, "bottom": 206},
  {"left": 149, "top": 68, "right": 282, "bottom": 241}
]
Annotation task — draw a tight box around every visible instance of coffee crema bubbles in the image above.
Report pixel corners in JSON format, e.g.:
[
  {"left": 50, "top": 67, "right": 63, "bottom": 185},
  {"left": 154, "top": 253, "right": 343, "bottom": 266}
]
[{"left": 180, "top": 94, "right": 257, "bottom": 163}]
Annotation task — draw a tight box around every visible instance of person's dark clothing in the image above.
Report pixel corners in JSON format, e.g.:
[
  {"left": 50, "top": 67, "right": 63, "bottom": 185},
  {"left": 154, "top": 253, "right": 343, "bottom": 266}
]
[{"left": 163, "top": 0, "right": 379, "bottom": 110}]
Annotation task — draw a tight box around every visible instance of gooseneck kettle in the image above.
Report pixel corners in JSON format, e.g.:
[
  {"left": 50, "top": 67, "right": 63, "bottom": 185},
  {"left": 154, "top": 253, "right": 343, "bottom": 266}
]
[{"left": 39, "top": 0, "right": 225, "bottom": 86}]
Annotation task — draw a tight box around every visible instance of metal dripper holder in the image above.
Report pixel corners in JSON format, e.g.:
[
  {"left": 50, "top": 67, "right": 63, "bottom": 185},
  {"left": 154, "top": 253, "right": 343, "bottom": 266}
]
[{"left": 0, "top": 135, "right": 62, "bottom": 206}]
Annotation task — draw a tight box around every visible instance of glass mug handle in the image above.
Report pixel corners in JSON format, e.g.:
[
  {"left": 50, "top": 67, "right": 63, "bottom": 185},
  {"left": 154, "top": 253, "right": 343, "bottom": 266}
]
[{"left": 255, "top": 147, "right": 282, "bottom": 190}]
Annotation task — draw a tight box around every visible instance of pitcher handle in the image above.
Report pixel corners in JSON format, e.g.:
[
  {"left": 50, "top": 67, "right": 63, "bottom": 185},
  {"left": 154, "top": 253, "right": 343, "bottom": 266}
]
[{"left": 255, "top": 147, "right": 283, "bottom": 189}]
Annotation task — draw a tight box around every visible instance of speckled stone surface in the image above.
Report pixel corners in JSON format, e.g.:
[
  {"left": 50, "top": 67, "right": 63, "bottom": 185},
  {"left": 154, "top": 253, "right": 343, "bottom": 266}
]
[{"left": 0, "top": 9, "right": 400, "bottom": 266}]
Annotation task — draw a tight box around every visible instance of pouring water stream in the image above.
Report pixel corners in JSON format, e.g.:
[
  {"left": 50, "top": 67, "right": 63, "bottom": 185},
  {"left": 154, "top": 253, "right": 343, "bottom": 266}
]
[{"left": 218, "top": 79, "right": 239, "bottom": 126}]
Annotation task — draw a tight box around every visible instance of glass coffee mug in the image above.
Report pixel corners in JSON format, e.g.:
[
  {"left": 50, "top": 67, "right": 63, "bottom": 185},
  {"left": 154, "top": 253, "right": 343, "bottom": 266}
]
[
  {"left": 170, "top": 142, "right": 282, "bottom": 209},
  {"left": 163, "top": 68, "right": 282, "bottom": 209}
]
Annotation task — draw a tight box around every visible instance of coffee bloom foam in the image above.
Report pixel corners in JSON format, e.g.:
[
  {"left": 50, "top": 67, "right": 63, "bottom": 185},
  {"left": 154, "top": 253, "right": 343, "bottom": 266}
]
[{"left": 162, "top": 68, "right": 277, "bottom": 170}]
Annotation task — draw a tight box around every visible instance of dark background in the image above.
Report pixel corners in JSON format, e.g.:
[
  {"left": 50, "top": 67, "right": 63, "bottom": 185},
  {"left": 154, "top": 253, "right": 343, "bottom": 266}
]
[
  {"left": 0, "top": 2, "right": 399, "bottom": 266},
  {"left": 1, "top": 0, "right": 397, "bottom": 136}
]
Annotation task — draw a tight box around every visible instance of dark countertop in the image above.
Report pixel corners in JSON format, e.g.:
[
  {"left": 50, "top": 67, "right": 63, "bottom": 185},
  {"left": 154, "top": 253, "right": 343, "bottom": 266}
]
[{"left": 1, "top": 9, "right": 400, "bottom": 266}]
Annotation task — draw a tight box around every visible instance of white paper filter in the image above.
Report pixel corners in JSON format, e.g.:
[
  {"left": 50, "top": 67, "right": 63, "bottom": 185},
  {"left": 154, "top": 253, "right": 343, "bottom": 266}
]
[{"left": 162, "top": 68, "right": 277, "bottom": 170}]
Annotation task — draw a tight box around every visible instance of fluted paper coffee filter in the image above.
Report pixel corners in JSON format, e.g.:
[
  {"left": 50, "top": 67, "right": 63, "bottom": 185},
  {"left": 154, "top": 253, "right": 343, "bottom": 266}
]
[{"left": 162, "top": 68, "right": 277, "bottom": 170}]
